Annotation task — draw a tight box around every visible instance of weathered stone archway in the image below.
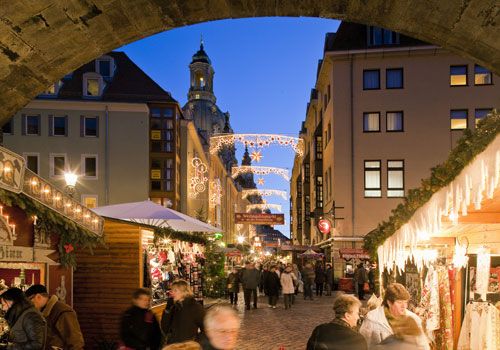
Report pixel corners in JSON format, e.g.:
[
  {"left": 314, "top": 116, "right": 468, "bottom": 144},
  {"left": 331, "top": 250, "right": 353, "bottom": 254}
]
[{"left": 0, "top": 1, "right": 498, "bottom": 123}]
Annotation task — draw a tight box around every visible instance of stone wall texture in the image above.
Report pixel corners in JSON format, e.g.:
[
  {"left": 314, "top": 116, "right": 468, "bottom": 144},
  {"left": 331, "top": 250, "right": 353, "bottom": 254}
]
[{"left": 0, "top": 0, "right": 498, "bottom": 124}]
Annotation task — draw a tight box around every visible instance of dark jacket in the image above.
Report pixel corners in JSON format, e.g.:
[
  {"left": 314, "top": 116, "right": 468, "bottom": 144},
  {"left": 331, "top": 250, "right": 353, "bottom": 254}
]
[
  {"left": 374, "top": 335, "right": 424, "bottom": 350},
  {"left": 325, "top": 268, "right": 333, "bottom": 285},
  {"left": 226, "top": 272, "right": 240, "bottom": 293},
  {"left": 264, "top": 271, "right": 281, "bottom": 296},
  {"left": 302, "top": 267, "right": 315, "bottom": 284},
  {"left": 5, "top": 301, "right": 46, "bottom": 350},
  {"left": 120, "top": 305, "right": 161, "bottom": 350},
  {"left": 307, "top": 319, "right": 367, "bottom": 350},
  {"left": 198, "top": 333, "right": 217, "bottom": 350},
  {"left": 161, "top": 297, "right": 204, "bottom": 344},
  {"left": 354, "top": 267, "right": 368, "bottom": 284},
  {"left": 41, "top": 295, "right": 84, "bottom": 350},
  {"left": 315, "top": 266, "right": 326, "bottom": 284},
  {"left": 241, "top": 268, "right": 260, "bottom": 290}
]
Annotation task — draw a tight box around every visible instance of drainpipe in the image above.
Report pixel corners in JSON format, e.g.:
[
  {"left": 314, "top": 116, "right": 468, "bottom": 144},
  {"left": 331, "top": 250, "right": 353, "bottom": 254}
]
[
  {"left": 105, "top": 105, "right": 109, "bottom": 205},
  {"left": 350, "top": 55, "right": 355, "bottom": 247}
]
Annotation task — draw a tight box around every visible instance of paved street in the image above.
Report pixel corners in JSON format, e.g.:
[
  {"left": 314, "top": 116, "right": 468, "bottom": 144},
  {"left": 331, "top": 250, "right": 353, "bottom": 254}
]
[{"left": 230, "top": 293, "right": 337, "bottom": 350}]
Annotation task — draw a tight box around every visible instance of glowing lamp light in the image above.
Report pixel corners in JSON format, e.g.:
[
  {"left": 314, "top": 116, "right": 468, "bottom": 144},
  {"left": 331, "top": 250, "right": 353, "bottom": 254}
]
[
  {"left": 452, "top": 241, "right": 468, "bottom": 270},
  {"left": 250, "top": 249, "right": 255, "bottom": 254},
  {"left": 237, "top": 235, "right": 245, "bottom": 244},
  {"left": 417, "top": 230, "right": 430, "bottom": 241},
  {"left": 265, "top": 251, "right": 271, "bottom": 256},
  {"left": 64, "top": 172, "right": 78, "bottom": 187},
  {"left": 317, "top": 219, "right": 331, "bottom": 235}
]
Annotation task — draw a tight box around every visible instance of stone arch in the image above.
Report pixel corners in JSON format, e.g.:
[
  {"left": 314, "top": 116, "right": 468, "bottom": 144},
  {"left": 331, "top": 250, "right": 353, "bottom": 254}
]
[{"left": 0, "top": 1, "right": 498, "bottom": 124}]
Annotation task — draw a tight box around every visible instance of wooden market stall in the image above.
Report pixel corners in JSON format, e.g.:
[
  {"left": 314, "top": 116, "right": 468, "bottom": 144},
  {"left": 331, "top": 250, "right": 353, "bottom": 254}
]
[{"left": 365, "top": 114, "right": 500, "bottom": 349}]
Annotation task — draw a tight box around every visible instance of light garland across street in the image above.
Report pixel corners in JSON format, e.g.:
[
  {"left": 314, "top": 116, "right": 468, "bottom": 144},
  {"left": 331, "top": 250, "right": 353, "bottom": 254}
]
[
  {"left": 210, "top": 133, "right": 304, "bottom": 156},
  {"left": 241, "top": 189, "right": 287, "bottom": 200},
  {"left": 246, "top": 203, "right": 282, "bottom": 212},
  {"left": 231, "top": 166, "right": 290, "bottom": 181}
]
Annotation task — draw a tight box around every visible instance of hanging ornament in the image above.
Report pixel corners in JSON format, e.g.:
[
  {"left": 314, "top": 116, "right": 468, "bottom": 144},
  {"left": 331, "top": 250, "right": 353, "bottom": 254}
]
[
  {"left": 232, "top": 166, "right": 290, "bottom": 181},
  {"left": 257, "top": 178, "right": 265, "bottom": 185},
  {"left": 250, "top": 150, "right": 263, "bottom": 163},
  {"left": 210, "top": 133, "right": 304, "bottom": 156}
]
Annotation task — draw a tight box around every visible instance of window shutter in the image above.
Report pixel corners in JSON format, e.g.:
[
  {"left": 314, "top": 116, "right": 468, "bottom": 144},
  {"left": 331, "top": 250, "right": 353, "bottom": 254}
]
[
  {"left": 64, "top": 116, "right": 68, "bottom": 137},
  {"left": 80, "top": 116, "right": 84, "bottom": 137},
  {"left": 96, "top": 116, "right": 99, "bottom": 137},
  {"left": 37, "top": 115, "right": 41, "bottom": 136},
  {"left": 48, "top": 115, "right": 54, "bottom": 136},
  {"left": 21, "top": 114, "right": 26, "bottom": 135}
]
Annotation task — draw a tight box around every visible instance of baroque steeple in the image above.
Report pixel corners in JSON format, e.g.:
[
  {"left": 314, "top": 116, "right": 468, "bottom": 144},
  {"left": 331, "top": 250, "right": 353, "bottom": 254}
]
[{"left": 188, "top": 40, "right": 215, "bottom": 103}]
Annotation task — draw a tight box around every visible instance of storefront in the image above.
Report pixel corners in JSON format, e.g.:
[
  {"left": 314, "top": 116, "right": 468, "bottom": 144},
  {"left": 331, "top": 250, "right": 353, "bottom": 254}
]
[{"left": 367, "top": 127, "right": 500, "bottom": 349}]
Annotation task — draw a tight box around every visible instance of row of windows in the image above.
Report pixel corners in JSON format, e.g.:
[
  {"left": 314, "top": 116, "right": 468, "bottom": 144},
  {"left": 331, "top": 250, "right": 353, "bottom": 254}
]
[
  {"left": 150, "top": 157, "right": 174, "bottom": 192},
  {"left": 2, "top": 115, "right": 98, "bottom": 137},
  {"left": 363, "top": 111, "right": 403, "bottom": 132},
  {"left": 450, "top": 108, "right": 492, "bottom": 130},
  {"left": 24, "top": 153, "right": 98, "bottom": 179},
  {"left": 364, "top": 160, "right": 404, "bottom": 198},
  {"left": 362, "top": 64, "right": 493, "bottom": 90}
]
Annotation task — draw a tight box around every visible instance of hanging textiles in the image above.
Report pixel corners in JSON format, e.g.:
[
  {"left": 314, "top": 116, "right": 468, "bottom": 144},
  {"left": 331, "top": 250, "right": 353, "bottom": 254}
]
[
  {"left": 457, "top": 302, "right": 500, "bottom": 350},
  {"left": 418, "top": 265, "right": 453, "bottom": 350}
]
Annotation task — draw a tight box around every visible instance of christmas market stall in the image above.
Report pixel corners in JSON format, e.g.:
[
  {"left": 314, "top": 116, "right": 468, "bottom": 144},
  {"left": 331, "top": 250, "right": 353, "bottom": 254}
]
[
  {"left": 75, "top": 201, "right": 215, "bottom": 348},
  {"left": 364, "top": 112, "right": 500, "bottom": 350},
  {"left": 0, "top": 146, "right": 104, "bottom": 341}
]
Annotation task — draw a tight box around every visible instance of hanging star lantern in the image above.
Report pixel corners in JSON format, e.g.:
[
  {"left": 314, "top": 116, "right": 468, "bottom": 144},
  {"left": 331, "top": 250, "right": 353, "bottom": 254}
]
[
  {"left": 257, "top": 177, "right": 265, "bottom": 185},
  {"left": 250, "top": 150, "right": 263, "bottom": 163}
]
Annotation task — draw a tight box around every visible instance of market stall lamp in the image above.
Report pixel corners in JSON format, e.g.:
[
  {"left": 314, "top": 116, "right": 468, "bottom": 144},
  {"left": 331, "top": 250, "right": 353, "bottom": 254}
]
[
  {"left": 63, "top": 172, "right": 78, "bottom": 198},
  {"left": 452, "top": 241, "right": 469, "bottom": 270}
]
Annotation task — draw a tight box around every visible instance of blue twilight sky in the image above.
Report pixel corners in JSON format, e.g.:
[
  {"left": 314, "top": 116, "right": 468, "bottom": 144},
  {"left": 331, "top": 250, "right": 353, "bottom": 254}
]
[{"left": 120, "top": 17, "right": 341, "bottom": 238}]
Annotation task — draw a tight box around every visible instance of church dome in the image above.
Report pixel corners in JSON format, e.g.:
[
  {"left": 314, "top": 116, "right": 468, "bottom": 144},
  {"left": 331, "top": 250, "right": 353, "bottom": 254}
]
[{"left": 191, "top": 42, "right": 211, "bottom": 64}]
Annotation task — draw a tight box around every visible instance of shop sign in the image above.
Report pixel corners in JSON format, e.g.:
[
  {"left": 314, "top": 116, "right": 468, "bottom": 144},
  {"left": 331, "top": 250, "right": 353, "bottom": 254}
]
[
  {"left": 339, "top": 248, "right": 370, "bottom": 260},
  {"left": 235, "top": 213, "right": 285, "bottom": 225},
  {"left": 151, "top": 169, "right": 161, "bottom": 179},
  {"left": 0, "top": 245, "right": 33, "bottom": 261},
  {"left": 0, "top": 147, "right": 25, "bottom": 194},
  {"left": 280, "top": 245, "right": 319, "bottom": 251},
  {"left": 317, "top": 219, "right": 331, "bottom": 235},
  {"left": 151, "top": 130, "right": 161, "bottom": 140}
]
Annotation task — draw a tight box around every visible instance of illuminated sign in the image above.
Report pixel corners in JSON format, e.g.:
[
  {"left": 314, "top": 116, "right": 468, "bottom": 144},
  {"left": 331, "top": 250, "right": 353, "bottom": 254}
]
[
  {"left": 317, "top": 219, "right": 331, "bottom": 235},
  {"left": 235, "top": 213, "right": 285, "bottom": 225}
]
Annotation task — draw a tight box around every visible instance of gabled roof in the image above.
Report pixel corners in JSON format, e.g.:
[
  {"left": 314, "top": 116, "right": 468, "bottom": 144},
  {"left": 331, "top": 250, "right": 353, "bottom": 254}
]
[
  {"left": 45, "top": 51, "right": 177, "bottom": 104},
  {"left": 325, "top": 21, "right": 429, "bottom": 52}
]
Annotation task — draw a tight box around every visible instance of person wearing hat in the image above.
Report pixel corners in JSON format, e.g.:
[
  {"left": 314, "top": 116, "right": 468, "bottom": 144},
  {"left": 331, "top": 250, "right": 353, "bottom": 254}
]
[{"left": 25, "top": 284, "right": 84, "bottom": 350}]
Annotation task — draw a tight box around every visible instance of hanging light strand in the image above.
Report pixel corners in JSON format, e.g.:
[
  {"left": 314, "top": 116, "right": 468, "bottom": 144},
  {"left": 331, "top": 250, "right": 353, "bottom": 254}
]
[
  {"left": 231, "top": 166, "right": 290, "bottom": 181},
  {"left": 210, "top": 133, "right": 304, "bottom": 156},
  {"left": 246, "top": 203, "right": 282, "bottom": 212},
  {"left": 242, "top": 189, "right": 287, "bottom": 200}
]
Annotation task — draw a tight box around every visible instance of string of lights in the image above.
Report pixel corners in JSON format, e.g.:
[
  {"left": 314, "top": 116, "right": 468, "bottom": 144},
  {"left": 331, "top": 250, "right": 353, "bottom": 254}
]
[
  {"left": 246, "top": 203, "right": 282, "bottom": 212},
  {"left": 210, "top": 133, "right": 304, "bottom": 156},
  {"left": 241, "top": 189, "right": 287, "bottom": 200},
  {"left": 231, "top": 166, "right": 290, "bottom": 181}
]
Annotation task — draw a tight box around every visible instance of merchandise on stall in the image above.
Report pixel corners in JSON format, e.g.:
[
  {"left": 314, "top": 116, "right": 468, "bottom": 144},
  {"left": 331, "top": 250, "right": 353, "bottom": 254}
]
[{"left": 457, "top": 300, "right": 500, "bottom": 350}]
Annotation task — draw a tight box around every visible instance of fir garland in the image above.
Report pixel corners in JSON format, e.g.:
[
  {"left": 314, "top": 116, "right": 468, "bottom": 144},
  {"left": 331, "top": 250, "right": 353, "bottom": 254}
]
[
  {"left": 364, "top": 110, "right": 500, "bottom": 257},
  {"left": 153, "top": 226, "right": 208, "bottom": 245},
  {"left": 0, "top": 189, "right": 104, "bottom": 268}
]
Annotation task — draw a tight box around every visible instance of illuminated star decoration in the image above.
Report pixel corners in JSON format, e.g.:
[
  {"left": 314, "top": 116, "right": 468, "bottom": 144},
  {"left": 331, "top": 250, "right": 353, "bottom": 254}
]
[
  {"left": 257, "top": 177, "right": 265, "bottom": 185},
  {"left": 250, "top": 150, "right": 263, "bottom": 163}
]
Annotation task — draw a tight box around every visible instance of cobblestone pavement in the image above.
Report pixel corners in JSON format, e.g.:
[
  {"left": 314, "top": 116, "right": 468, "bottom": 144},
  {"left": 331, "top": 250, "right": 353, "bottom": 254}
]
[{"left": 229, "top": 293, "right": 337, "bottom": 350}]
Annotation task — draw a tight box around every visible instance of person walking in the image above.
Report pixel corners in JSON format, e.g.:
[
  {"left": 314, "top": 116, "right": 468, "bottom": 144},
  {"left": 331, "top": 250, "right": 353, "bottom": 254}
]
[
  {"left": 292, "top": 264, "right": 302, "bottom": 299},
  {"left": 302, "top": 263, "right": 315, "bottom": 300},
  {"left": 264, "top": 266, "right": 281, "bottom": 308},
  {"left": 119, "top": 288, "right": 161, "bottom": 350},
  {"left": 374, "top": 315, "right": 426, "bottom": 350},
  {"left": 199, "top": 306, "right": 240, "bottom": 350},
  {"left": 226, "top": 268, "right": 240, "bottom": 306},
  {"left": 161, "top": 280, "right": 205, "bottom": 345},
  {"left": 359, "top": 283, "right": 429, "bottom": 349},
  {"left": 240, "top": 262, "right": 260, "bottom": 310},
  {"left": 368, "top": 264, "right": 376, "bottom": 295},
  {"left": 280, "top": 266, "right": 296, "bottom": 310},
  {"left": 354, "top": 263, "right": 368, "bottom": 300},
  {"left": 315, "top": 262, "right": 326, "bottom": 297},
  {"left": 25, "top": 284, "right": 84, "bottom": 350},
  {"left": 307, "top": 294, "right": 367, "bottom": 350},
  {"left": 325, "top": 264, "right": 334, "bottom": 296},
  {"left": 258, "top": 265, "right": 266, "bottom": 295},
  {"left": 0, "top": 287, "right": 46, "bottom": 349}
]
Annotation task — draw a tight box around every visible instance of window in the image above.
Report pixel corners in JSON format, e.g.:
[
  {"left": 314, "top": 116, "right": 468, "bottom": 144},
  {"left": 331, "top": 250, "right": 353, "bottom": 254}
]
[
  {"left": 82, "top": 155, "right": 97, "bottom": 178},
  {"left": 24, "top": 153, "right": 39, "bottom": 174},
  {"left": 81, "top": 116, "right": 98, "bottom": 137},
  {"left": 386, "top": 111, "right": 404, "bottom": 132},
  {"left": 150, "top": 158, "right": 174, "bottom": 192},
  {"left": 450, "top": 109, "right": 468, "bottom": 130},
  {"left": 363, "top": 112, "right": 380, "bottom": 132},
  {"left": 386, "top": 68, "right": 403, "bottom": 89},
  {"left": 23, "top": 115, "right": 40, "bottom": 135},
  {"left": 475, "top": 108, "right": 491, "bottom": 127},
  {"left": 364, "top": 160, "right": 381, "bottom": 197},
  {"left": 304, "top": 195, "right": 310, "bottom": 222},
  {"left": 474, "top": 65, "right": 492, "bottom": 85},
  {"left": 87, "top": 79, "right": 99, "bottom": 96},
  {"left": 363, "top": 70, "right": 380, "bottom": 90},
  {"left": 49, "top": 116, "right": 67, "bottom": 136},
  {"left": 387, "top": 160, "right": 404, "bottom": 197},
  {"left": 40, "top": 81, "right": 62, "bottom": 96},
  {"left": 49, "top": 154, "right": 66, "bottom": 177},
  {"left": 450, "top": 65, "right": 467, "bottom": 86},
  {"left": 82, "top": 195, "right": 98, "bottom": 209},
  {"left": 304, "top": 163, "right": 310, "bottom": 183},
  {"left": 2, "top": 119, "right": 12, "bottom": 134},
  {"left": 83, "top": 73, "right": 103, "bottom": 97},
  {"left": 97, "top": 60, "right": 111, "bottom": 77},
  {"left": 316, "top": 176, "right": 323, "bottom": 209},
  {"left": 315, "top": 135, "right": 323, "bottom": 160},
  {"left": 368, "top": 27, "right": 399, "bottom": 46},
  {"left": 150, "top": 107, "right": 175, "bottom": 153}
]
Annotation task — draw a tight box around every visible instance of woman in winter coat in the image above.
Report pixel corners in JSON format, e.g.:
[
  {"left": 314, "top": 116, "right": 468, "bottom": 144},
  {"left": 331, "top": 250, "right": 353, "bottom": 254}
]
[
  {"left": 280, "top": 266, "right": 296, "bottom": 309},
  {"left": 1, "top": 287, "right": 46, "bottom": 349},
  {"left": 161, "top": 280, "right": 205, "bottom": 345},
  {"left": 374, "top": 315, "right": 426, "bottom": 350},
  {"left": 264, "top": 266, "right": 281, "bottom": 308},
  {"left": 314, "top": 262, "right": 326, "bottom": 297},
  {"left": 226, "top": 268, "right": 240, "bottom": 306},
  {"left": 359, "top": 283, "right": 429, "bottom": 350}
]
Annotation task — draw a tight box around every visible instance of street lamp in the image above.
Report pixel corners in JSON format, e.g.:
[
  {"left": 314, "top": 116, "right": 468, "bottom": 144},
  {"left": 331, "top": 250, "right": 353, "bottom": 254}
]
[{"left": 63, "top": 172, "right": 78, "bottom": 198}]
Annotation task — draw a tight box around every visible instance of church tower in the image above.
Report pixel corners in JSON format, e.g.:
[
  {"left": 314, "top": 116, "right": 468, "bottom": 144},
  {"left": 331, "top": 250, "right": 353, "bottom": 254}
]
[{"left": 187, "top": 40, "right": 216, "bottom": 104}]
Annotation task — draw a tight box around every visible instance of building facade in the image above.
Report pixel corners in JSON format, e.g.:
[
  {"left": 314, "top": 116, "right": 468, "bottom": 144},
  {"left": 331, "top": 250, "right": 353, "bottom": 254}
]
[{"left": 291, "top": 22, "right": 499, "bottom": 275}]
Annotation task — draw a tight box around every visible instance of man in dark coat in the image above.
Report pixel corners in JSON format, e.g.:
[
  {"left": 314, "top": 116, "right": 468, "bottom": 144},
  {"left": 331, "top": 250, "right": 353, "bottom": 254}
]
[
  {"left": 263, "top": 266, "right": 281, "bottom": 308},
  {"left": 25, "top": 284, "right": 84, "bottom": 350},
  {"left": 354, "top": 263, "right": 368, "bottom": 300},
  {"left": 307, "top": 294, "right": 367, "bottom": 350},
  {"left": 325, "top": 264, "right": 334, "bottom": 296},
  {"left": 119, "top": 288, "right": 161, "bottom": 350},
  {"left": 315, "top": 263, "right": 326, "bottom": 297},
  {"left": 302, "top": 263, "right": 316, "bottom": 300},
  {"left": 240, "top": 262, "right": 260, "bottom": 310}
]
